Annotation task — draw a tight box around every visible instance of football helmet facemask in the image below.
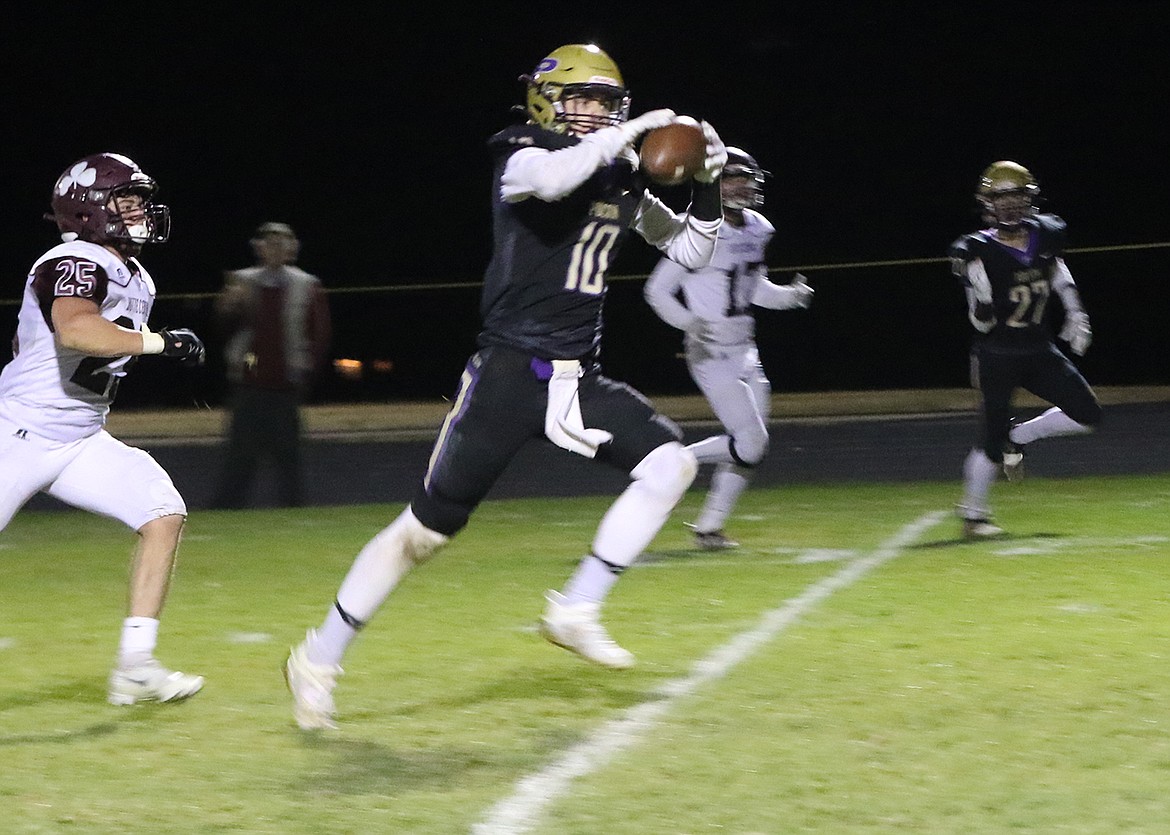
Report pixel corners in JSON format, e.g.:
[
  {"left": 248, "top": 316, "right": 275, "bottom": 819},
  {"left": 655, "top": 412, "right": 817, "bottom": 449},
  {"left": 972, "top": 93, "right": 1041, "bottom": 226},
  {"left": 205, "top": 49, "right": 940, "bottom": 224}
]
[
  {"left": 522, "top": 44, "right": 630, "bottom": 136},
  {"left": 721, "top": 147, "right": 770, "bottom": 211},
  {"left": 977, "top": 160, "right": 1040, "bottom": 230},
  {"left": 48, "top": 153, "right": 171, "bottom": 246}
]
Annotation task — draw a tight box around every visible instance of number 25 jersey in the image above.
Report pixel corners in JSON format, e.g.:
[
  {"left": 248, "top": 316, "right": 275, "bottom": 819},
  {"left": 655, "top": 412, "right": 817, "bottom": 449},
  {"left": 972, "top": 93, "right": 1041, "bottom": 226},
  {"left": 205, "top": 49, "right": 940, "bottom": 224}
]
[{"left": 0, "top": 240, "right": 156, "bottom": 442}]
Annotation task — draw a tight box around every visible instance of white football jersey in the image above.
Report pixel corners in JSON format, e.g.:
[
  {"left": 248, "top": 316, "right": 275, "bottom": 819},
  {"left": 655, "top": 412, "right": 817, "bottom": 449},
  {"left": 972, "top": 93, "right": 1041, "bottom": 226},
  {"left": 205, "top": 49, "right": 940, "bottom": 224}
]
[
  {"left": 0, "top": 241, "right": 156, "bottom": 442},
  {"left": 644, "top": 209, "right": 775, "bottom": 346}
]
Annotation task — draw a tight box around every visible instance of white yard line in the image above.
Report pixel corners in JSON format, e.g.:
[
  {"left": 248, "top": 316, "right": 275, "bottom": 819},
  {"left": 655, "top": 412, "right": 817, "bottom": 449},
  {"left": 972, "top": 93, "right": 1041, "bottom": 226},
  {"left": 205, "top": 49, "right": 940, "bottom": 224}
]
[{"left": 473, "top": 510, "right": 946, "bottom": 835}]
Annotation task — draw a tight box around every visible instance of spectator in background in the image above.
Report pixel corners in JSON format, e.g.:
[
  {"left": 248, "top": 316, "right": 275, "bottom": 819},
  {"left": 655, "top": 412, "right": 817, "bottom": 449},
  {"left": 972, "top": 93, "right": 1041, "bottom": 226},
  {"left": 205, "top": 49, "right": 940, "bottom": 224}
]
[{"left": 213, "top": 222, "right": 331, "bottom": 508}]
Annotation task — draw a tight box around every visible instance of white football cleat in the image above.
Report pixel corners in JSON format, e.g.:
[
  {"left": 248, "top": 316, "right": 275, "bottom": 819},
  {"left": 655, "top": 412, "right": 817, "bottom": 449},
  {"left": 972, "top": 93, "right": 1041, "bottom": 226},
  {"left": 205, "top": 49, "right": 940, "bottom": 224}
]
[
  {"left": 284, "top": 631, "right": 342, "bottom": 730},
  {"left": 962, "top": 518, "right": 1005, "bottom": 540},
  {"left": 1002, "top": 442, "right": 1026, "bottom": 482},
  {"left": 539, "top": 590, "right": 635, "bottom": 669},
  {"left": 108, "top": 659, "right": 204, "bottom": 705}
]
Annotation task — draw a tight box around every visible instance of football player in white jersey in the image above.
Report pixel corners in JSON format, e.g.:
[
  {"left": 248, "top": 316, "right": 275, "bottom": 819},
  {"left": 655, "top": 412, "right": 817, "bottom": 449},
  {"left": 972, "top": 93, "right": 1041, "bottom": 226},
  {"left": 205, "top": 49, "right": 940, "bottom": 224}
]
[
  {"left": 0, "top": 153, "right": 207, "bottom": 705},
  {"left": 645, "top": 148, "right": 812, "bottom": 549}
]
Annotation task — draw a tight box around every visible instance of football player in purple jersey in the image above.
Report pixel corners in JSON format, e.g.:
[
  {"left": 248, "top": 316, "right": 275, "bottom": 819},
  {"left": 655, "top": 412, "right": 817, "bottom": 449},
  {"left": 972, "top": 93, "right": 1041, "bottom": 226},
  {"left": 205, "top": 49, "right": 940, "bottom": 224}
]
[
  {"left": 951, "top": 161, "right": 1100, "bottom": 539},
  {"left": 286, "top": 43, "right": 728, "bottom": 729},
  {"left": 0, "top": 153, "right": 205, "bottom": 705}
]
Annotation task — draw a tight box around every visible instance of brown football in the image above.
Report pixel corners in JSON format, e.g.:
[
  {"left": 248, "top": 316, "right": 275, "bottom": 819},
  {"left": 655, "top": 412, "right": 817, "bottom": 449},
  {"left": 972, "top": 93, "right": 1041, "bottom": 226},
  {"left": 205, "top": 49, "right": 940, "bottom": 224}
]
[{"left": 639, "top": 117, "right": 706, "bottom": 186}]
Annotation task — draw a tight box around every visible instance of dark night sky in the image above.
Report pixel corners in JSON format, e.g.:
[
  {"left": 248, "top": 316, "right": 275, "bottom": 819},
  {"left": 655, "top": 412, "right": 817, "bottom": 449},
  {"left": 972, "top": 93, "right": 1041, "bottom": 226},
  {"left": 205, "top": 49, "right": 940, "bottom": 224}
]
[{"left": 3, "top": 1, "right": 1167, "bottom": 399}]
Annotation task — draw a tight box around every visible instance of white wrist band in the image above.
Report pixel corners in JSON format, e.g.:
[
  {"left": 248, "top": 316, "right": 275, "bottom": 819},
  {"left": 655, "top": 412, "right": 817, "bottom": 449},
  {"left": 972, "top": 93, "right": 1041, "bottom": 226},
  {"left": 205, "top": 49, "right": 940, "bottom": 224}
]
[{"left": 141, "top": 330, "right": 166, "bottom": 355}]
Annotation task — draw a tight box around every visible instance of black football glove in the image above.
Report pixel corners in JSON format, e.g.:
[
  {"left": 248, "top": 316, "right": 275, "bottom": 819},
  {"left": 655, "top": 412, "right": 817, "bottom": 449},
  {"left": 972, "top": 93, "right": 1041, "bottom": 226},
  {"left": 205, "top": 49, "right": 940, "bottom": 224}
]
[{"left": 157, "top": 328, "right": 206, "bottom": 366}]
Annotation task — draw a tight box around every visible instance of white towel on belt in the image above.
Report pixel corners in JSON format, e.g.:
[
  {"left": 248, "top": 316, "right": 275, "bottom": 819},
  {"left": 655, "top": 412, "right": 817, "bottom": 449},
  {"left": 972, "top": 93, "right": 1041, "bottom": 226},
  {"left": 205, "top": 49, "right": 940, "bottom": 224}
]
[{"left": 545, "top": 360, "right": 613, "bottom": 458}]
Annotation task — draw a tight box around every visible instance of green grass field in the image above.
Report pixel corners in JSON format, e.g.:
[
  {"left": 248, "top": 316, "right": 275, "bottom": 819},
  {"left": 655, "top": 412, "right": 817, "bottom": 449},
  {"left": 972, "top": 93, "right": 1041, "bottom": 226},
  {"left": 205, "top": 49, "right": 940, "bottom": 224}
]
[{"left": 2, "top": 474, "right": 1169, "bottom": 834}]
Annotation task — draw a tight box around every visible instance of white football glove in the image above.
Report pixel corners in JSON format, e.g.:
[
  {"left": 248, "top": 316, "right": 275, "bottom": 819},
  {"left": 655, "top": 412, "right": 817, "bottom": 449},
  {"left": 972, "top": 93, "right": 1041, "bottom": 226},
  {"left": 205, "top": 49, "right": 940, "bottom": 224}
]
[
  {"left": 1060, "top": 311, "right": 1092, "bottom": 356},
  {"left": 693, "top": 120, "right": 727, "bottom": 183},
  {"left": 789, "top": 273, "right": 814, "bottom": 309},
  {"left": 618, "top": 109, "right": 677, "bottom": 147}
]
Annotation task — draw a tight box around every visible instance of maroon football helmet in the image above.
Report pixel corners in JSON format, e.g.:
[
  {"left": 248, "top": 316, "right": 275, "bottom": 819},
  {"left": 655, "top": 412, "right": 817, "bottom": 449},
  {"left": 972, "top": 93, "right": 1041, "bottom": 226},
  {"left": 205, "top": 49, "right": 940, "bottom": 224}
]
[{"left": 48, "top": 153, "right": 171, "bottom": 245}]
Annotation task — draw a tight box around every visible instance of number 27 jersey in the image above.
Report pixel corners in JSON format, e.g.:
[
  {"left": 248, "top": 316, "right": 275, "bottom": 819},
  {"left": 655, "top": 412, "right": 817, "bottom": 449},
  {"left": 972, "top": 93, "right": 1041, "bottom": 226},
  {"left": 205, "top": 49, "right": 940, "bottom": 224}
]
[
  {"left": 0, "top": 240, "right": 156, "bottom": 442},
  {"left": 949, "top": 213, "right": 1067, "bottom": 351}
]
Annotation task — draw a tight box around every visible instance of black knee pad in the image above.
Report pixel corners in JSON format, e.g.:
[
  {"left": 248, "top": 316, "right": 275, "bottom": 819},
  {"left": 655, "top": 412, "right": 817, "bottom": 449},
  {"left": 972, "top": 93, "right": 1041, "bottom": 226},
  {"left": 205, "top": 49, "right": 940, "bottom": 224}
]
[{"left": 729, "top": 437, "right": 768, "bottom": 469}]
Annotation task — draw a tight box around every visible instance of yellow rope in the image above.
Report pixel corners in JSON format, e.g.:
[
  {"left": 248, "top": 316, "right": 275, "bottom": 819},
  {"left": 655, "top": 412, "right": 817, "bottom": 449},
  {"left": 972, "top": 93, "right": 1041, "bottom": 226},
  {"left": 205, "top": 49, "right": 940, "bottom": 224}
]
[{"left": 2, "top": 241, "right": 1168, "bottom": 306}]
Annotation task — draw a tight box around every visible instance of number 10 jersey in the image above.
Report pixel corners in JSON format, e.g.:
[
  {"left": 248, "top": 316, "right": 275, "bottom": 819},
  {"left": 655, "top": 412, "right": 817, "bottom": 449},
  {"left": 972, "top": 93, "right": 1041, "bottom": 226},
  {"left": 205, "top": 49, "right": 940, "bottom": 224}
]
[{"left": 478, "top": 124, "right": 644, "bottom": 362}]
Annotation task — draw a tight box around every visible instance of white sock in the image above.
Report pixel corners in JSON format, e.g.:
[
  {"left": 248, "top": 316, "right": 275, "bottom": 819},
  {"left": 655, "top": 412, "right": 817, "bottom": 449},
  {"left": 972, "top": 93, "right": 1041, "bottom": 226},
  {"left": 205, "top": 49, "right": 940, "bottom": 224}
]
[
  {"left": 695, "top": 463, "right": 751, "bottom": 533},
  {"left": 308, "top": 606, "right": 356, "bottom": 667},
  {"left": 335, "top": 508, "right": 447, "bottom": 623},
  {"left": 686, "top": 434, "right": 733, "bottom": 465},
  {"left": 591, "top": 480, "right": 666, "bottom": 566},
  {"left": 563, "top": 443, "right": 695, "bottom": 605},
  {"left": 959, "top": 448, "right": 999, "bottom": 519},
  {"left": 310, "top": 507, "right": 447, "bottom": 667},
  {"left": 118, "top": 616, "right": 159, "bottom": 667},
  {"left": 1010, "top": 407, "right": 1093, "bottom": 445},
  {"left": 561, "top": 555, "right": 619, "bottom": 605}
]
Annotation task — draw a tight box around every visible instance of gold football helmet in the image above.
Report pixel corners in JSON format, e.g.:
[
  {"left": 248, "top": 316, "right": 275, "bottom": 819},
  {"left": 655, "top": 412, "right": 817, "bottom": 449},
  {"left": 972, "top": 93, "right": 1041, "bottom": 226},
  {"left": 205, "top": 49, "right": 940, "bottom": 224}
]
[
  {"left": 977, "top": 160, "right": 1040, "bottom": 229},
  {"left": 523, "top": 44, "right": 631, "bottom": 135}
]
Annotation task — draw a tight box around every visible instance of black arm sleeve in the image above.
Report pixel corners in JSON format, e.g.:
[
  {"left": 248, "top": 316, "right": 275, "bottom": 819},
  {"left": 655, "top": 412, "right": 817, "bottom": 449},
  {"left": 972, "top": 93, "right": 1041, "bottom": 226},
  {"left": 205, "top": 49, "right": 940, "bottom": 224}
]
[{"left": 689, "top": 178, "right": 722, "bottom": 221}]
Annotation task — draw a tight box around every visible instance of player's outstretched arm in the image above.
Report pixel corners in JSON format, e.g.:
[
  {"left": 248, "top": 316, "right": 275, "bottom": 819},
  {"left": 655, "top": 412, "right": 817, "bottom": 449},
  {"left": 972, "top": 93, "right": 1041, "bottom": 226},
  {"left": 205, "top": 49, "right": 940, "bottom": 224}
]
[
  {"left": 633, "top": 119, "right": 727, "bottom": 267},
  {"left": 753, "top": 273, "right": 814, "bottom": 311},
  {"left": 692, "top": 120, "right": 727, "bottom": 186},
  {"left": 501, "top": 109, "right": 677, "bottom": 203}
]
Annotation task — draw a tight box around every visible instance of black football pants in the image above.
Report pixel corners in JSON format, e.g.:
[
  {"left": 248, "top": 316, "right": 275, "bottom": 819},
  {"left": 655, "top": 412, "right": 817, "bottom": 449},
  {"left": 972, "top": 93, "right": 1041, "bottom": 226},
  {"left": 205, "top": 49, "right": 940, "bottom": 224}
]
[
  {"left": 411, "top": 344, "right": 682, "bottom": 536},
  {"left": 975, "top": 342, "right": 1101, "bottom": 461}
]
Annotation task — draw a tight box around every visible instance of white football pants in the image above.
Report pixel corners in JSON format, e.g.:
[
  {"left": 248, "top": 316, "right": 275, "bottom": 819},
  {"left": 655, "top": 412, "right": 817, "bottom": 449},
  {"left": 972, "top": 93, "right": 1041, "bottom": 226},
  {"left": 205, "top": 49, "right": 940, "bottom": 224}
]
[
  {"left": 684, "top": 344, "right": 772, "bottom": 533},
  {"left": 0, "top": 420, "right": 185, "bottom": 532}
]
